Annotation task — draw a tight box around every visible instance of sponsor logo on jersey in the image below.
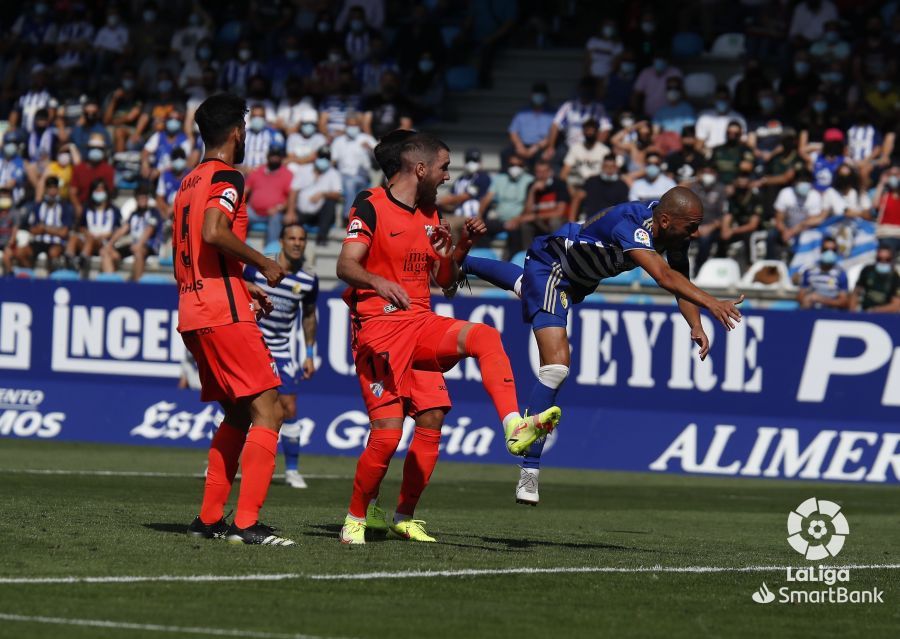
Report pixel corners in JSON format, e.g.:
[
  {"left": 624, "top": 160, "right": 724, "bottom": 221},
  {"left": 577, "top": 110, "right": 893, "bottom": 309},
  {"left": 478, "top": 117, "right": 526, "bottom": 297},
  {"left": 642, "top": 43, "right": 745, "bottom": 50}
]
[
  {"left": 346, "top": 218, "right": 362, "bottom": 238},
  {"left": 634, "top": 228, "right": 651, "bottom": 247},
  {"left": 369, "top": 381, "right": 384, "bottom": 398},
  {"left": 220, "top": 187, "right": 238, "bottom": 213}
]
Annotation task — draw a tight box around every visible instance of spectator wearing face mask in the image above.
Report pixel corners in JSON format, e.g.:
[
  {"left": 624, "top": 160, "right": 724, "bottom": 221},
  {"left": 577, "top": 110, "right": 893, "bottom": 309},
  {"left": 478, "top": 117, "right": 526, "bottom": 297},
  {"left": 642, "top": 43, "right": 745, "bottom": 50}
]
[
  {"left": 823, "top": 166, "right": 872, "bottom": 219},
  {"left": 696, "top": 88, "right": 747, "bottom": 150},
  {"left": 809, "top": 20, "right": 850, "bottom": 63},
  {"left": 781, "top": 51, "right": 820, "bottom": 115},
  {"left": 603, "top": 52, "right": 638, "bottom": 114},
  {"left": 0, "top": 132, "right": 28, "bottom": 207},
  {"left": 244, "top": 105, "right": 286, "bottom": 172},
  {"left": 756, "top": 132, "right": 805, "bottom": 208},
  {"left": 624, "top": 10, "right": 664, "bottom": 69},
  {"left": 18, "top": 176, "right": 72, "bottom": 272},
  {"left": 132, "top": 70, "right": 185, "bottom": 147},
  {"left": 864, "top": 76, "right": 899, "bottom": 125},
  {"left": 37, "top": 145, "right": 77, "bottom": 203},
  {"left": 506, "top": 83, "right": 555, "bottom": 168},
  {"left": 767, "top": 169, "right": 827, "bottom": 259},
  {"left": 480, "top": 154, "right": 534, "bottom": 255},
  {"left": 747, "top": 89, "right": 787, "bottom": 164},
  {"left": 155, "top": 148, "right": 190, "bottom": 220},
  {"left": 181, "top": 41, "right": 219, "bottom": 97},
  {"left": 711, "top": 122, "right": 754, "bottom": 185},
  {"left": 439, "top": 148, "right": 492, "bottom": 240},
  {"left": 307, "top": 11, "right": 341, "bottom": 63},
  {"left": 100, "top": 183, "right": 162, "bottom": 281},
  {"left": 93, "top": 7, "right": 129, "bottom": 56},
  {"left": 690, "top": 165, "right": 728, "bottom": 273},
  {"left": 628, "top": 152, "right": 675, "bottom": 201},
  {"left": 851, "top": 245, "right": 900, "bottom": 312},
  {"left": 25, "top": 108, "right": 58, "bottom": 166},
  {"left": 331, "top": 116, "right": 375, "bottom": 220},
  {"left": 578, "top": 154, "right": 629, "bottom": 220},
  {"left": 406, "top": 51, "right": 445, "bottom": 120},
  {"left": 64, "top": 178, "right": 120, "bottom": 275},
  {"left": 141, "top": 110, "right": 191, "bottom": 181},
  {"left": 287, "top": 111, "right": 328, "bottom": 166},
  {"left": 69, "top": 98, "right": 111, "bottom": 157},
  {"left": 343, "top": 6, "right": 375, "bottom": 64},
  {"left": 275, "top": 79, "right": 317, "bottom": 134},
  {"left": 356, "top": 35, "right": 399, "bottom": 98},
  {"left": 103, "top": 69, "right": 144, "bottom": 153},
  {"left": 585, "top": 19, "right": 624, "bottom": 80},
  {"left": 287, "top": 147, "right": 343, "bottom": 246},
  {"left": 874, "top": 167, "right": 900, "bottom": 254},
  {"left": 561, "top": 119, "right": 611, "bottom": 189},
  {"left": 220, "top": 39, "right": 263, "bottom": 96},
  {"left": 720, "top": 171, "right": 764, "bottom": 264},
  {"left": 632, "top": 53, "right": 682, "bottom": 118},
  {"left": 9, "top": 66, "right": 57, "bottom": 136},
  {"left": 806, "top": 128, "right": 846, "bottom": 192},
  {"left": 362, "top": 71, "right": 415, "bottom": 140},
  {"left": 546, "top": 77, "right": 612, "bottom": 162},
  {"left": 336, "top": 0, "right": 385, "bottom": 31},
  {"left": 512, "top": 159, "right": 571, "bottom": 254},
  {"left": 246, "top": 147, "right": 294, "bottom": 245},
  {"left": 652, "top": 77, "right": 695, "bottom": 134},
  {"left": 70, "top": 135, "right": 115, "bottom": 215},
  {"left": 665, "top": 126, "right": 706, "bottom": 184},
  {"left": 797, "top": 236, "right": 848, "bottom": 310},
  {"left": 132, "top": 2, "right": 173, "bottom": 61},
  {"left": 798, "top": 92, "right": 839, "bottom": 153}
]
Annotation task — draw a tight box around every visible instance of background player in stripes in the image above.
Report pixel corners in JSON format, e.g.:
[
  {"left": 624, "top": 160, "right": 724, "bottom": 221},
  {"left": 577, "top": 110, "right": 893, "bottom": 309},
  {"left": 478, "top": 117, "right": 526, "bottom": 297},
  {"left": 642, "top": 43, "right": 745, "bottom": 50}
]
[
  {"left": 243, "top": 223, "right": 318, "bottom": 489},
  {"left": 460, "top": 187, "right": 744, "bottom": 505}
]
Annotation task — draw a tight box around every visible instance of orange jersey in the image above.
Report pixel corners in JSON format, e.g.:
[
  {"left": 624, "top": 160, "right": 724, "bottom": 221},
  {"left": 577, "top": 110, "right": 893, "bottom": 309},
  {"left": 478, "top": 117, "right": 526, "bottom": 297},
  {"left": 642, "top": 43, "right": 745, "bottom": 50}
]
[
  {"left": 173, "top": 158, "right": 255, "bottom": 332},
  {"left": 342, "top": 186, "right": 442, "bottom": 321}
]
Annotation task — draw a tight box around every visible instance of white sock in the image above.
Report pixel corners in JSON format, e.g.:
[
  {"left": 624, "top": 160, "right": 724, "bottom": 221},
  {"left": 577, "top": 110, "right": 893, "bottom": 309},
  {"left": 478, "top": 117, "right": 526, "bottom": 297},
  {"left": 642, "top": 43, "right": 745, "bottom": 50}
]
[
  {"left": 346, "top": 513, "right": 365, "bottom": 524},
  {"left": 393, "top": 513, "right": 411, "bottom": 525}
]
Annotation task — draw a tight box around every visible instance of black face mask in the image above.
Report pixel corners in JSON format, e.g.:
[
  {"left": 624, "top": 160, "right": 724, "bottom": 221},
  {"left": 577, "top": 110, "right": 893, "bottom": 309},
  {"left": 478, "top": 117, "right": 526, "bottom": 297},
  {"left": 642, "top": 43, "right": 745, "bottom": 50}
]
[
  {"left": 85, "top": 112, "right": 99, "bottom": 124},
  {"left": 584, "top": 134, "right": 597, "bottom": 144},
  {"left": 727, "top": 134, "right": 740, "bottom": 145},
  {"left": 267, "top": 160, "right": 281, "bottom": 171},
  {"left": 834, "top": 176, "right": 853, "bottom": 190}
]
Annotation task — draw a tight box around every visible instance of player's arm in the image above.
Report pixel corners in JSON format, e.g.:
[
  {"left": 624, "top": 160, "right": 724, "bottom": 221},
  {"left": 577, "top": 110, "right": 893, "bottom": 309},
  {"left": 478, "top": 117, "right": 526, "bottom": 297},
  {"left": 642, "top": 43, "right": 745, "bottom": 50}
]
[
  {"left": 430, "top": 222, "right": 457, "bottom": 288},
  {"left": 201, "top": 207, "right": 285, "bottom": 285},
  {"left": 630, "top": 248, "right": 744, "bottom": 330},
  {"left": 301, "top": 295, "right": 317, "bottom": 379},
  {"left": 336, "top": 241, "right": 411, "bottom": 310},
  {"left": 666, "top": 245, "right": 709, "bottom": 360}
]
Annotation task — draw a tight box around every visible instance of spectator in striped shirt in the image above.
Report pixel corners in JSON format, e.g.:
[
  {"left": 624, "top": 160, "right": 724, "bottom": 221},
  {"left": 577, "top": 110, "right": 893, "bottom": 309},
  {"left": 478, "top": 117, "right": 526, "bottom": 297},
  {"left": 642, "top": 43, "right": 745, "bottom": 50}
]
[
  {"left": 9, "top": 65, "right": 57, "bottom": 134},
  {"left": 0, "top": 132, "right": 29, "bottom": 207},
  {"left": 100, "top": 183, "right": 161, "bottom": 281},
  {"left": 155, "top": 148, "right": 189, "bottom": 220},
  {"left": 219, "top": 39, "right": 263, "bottom": 96},
  {"left": 141, "top": 110, "right": 191, "bottom": 181},
  {"left": 545, "top": 77, "right": 612, "bottom": 163},
  {"left": 25, "top": 108, "right": 58, "bottom": 165},
  {"left": 243, "top": 105, "right": 286, "bottom": 172},
  {"left": 64, "top": 178, "right": 120, "bottom": 275},
  {"left": 17, "top": 176, "right": 72, "bottom": 272},
  {"left": 846, "top": 110, "right": 884, "bottom": 190},
  {"left": 797, "top": 236, "right": 850, "bottom": 310},
  {"left": 343, "top": 6, "right": 374, "bottom": 64},
  {"left": 0, "top": 189, "right": 20, "bottom": 275}
]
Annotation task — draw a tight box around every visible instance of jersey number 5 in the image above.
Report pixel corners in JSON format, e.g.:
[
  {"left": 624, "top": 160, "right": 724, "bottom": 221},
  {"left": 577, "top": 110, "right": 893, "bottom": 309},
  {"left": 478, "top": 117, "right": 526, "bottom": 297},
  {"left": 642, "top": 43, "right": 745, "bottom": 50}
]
[{"left": 179, "top": 204, "right": 192, "bottom": 267}]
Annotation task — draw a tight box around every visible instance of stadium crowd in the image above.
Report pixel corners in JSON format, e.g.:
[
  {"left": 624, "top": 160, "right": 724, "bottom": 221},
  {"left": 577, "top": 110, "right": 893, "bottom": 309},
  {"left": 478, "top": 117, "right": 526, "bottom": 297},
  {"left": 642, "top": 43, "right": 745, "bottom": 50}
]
[{"left": 0, "top": 0, "right": 897, "bottom": 311}]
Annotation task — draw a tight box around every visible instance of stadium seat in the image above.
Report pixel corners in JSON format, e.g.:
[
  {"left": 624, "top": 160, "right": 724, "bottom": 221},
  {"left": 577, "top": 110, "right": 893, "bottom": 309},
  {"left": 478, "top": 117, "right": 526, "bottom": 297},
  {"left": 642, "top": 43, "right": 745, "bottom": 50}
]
[
  {"left": 636, "top": 268, "right": 659, "bottom": 287},
  {"left": 477, "top": 288, "right": 511, "bottom": 298},
  {"left": 263, "top": 240, "right": 281, "bottom": 255},
  {"left": 709, "top": 33, "right": 746, "bottom": 59},
  {"left": 94, "top": 272, "right": 127, "bottom": 283},
  {"left": 740, "top": 260, "right": 794, "bottom": 290},
  {"left": 599, "top": 269, "right": 640, "bottom": 286},
  {"left": 49, "top": 269, "right": 79, "bottom": 280},
  {"left": 12, "top": 267, "right": 35, "bottom": 278},
  {"left": 694, "top": 258, "right": 741, "bottom": 288},
  {"left": 250, "top": 221, "right": 268, "bottom": 234},
  {"left": 768, "top": 300, "right": 799, "bottom": 311},
  {"left": 494, "top": 231, "right": 508, "bottom": 241},
  {"left": 846, "top": 262, "right": 866, "bottom": 291},
  {"left": 671, "top": 32, "right": 705, "bottom": 59},
  {"left": 684, "top": 72, "right": 716, "bottom": 101},
  {"left": 139, "top": 274, "right": 173, "bottom": 284},
  {"left": 510, "top": 251, "right": 527, "bottom": 267},
  {"left": 158, "top": 254, "right": 174, "bottom": 267},
  {"left": 445, "top": 66, "right": 478, "bottom": 92}
]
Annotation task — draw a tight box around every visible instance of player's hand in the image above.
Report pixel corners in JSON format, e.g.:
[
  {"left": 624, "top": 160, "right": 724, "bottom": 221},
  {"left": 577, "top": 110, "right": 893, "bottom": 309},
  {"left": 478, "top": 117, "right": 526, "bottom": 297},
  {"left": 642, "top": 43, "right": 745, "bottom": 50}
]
[
  {"left": 691, "top": 324, "right": 710, "bottom": 361},
  {"left": 708, "top": 294, "right": 744, "bottom": 330},
  {"left": 247, "top": 283, "right": 274, "bottom": 318},
  {"left": 430, "top": 223, "right": 452, "bottom": 257},
  {"left": 302, "top": 357, "right": 316, "bottom": 379},
  {"left": 371, "top": 274, "right": 410, "bottom": 310},
  {"left": 260, "top": 257, "right": 286, "bottom": 286},
  {"left": 464, "top": 217, "right": 487, "bottom": 238}
]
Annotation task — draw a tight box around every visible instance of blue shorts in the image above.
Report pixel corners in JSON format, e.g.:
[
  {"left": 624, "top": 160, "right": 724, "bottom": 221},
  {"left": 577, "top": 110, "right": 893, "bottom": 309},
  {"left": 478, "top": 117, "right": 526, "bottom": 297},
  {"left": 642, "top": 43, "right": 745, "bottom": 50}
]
[
  {"left": 273, "top": 354, "right": 301, "bottom": 395},
  {"left": 521, "top": 251, "right": 571, "bottom": 330}
]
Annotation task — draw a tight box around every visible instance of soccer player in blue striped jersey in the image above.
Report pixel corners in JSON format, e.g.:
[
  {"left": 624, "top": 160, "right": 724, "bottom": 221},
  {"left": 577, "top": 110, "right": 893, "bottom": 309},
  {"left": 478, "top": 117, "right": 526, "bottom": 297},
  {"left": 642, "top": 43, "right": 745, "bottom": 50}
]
[
  {"left": 461, "top": 187, "right": 744, "bottom": 504},
  {"left": 243, "top": 223, "right": 318, "bottom": 488}
]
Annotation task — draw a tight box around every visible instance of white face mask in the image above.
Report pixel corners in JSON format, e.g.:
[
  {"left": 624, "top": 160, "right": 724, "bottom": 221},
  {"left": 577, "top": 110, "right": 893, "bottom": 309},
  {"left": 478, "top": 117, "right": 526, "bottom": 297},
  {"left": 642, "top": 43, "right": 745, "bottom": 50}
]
[
  {"left": 508, "top": 165, "right": 524, "bottom": 179},
  {"left": 300, "top": 123, "right": 317, "bottom": 137},
  {"left": 700, "top": 173, "right": 716, "bottom": 187},
  {"left": 465, "top": 161, "right": 480, "bottom": 174},
  {"left": 57, "top": 153, "right": 71, "bottom": 166},
  {"left": 345, "top": 125, "right": 360, "bottom": 139}
]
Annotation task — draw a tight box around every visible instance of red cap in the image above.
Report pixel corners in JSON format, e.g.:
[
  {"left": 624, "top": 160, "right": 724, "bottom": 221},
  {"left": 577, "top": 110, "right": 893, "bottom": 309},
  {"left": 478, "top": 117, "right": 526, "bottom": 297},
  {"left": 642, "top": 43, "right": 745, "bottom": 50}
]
[{"left": 823, "top": 128, "right": 844, "bottom": 142}]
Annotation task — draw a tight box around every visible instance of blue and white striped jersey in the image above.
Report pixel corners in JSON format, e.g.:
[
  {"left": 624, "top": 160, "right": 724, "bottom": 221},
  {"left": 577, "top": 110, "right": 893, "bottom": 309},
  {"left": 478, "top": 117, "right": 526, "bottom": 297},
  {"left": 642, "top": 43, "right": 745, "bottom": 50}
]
[
  {"left": 530, "top": 200, "right": 661, "bottom": 302},
  {"left": 83, "top": 205, "right": 121, "bottom": 236},
  {"left": 243, "top": 259, "right": 318, "bottom": 358},
  {"left": 244, "top": 127, "right": 285, "bottom": 169},
  {"left": 27, "top": 199, "right": 74, "bottom": 245}
]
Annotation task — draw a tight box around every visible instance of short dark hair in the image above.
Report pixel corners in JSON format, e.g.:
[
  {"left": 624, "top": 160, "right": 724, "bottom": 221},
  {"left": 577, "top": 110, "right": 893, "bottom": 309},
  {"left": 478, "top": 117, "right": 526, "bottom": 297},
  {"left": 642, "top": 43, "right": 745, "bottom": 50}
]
[
  {"left": 45, "top": 176, "right": 60, "bottom": 188},
  {"left": 374, "top": 129, "right": 416, "bottom": 178},
  {"left": 170, "top": 147, "right": 187, "bottom": 160},
  {"left": 822, "top": 235, "right": 837, "bottom": 247},
  {"left": 646, "top": 151, "right": 662, "bottom": 162},
  {"left": 195, "top": 93, "right": 248, "bottom": 149},
  {"left": 280, "top": 223, "right": 306, "bottom": 239},
  {"left": 399, "top": 132, "right": 449, "bottom": 170},
  {"left": 136, "top": 182, "right": 153, "bottom": 197},
  {"left": 89, "top": 177, "right": 107, "bottom": 192}
]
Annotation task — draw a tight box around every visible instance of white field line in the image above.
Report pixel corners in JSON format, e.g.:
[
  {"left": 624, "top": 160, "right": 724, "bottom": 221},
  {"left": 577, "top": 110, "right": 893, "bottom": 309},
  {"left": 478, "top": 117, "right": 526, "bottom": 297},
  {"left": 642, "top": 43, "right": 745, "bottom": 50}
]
[
  {"left": 0, "top": 468, "right": 349, "bottom": 479},
  {"left": 1, "top": 564, "right": 899, "bottom": 585},
  {"left": 0, "top": 612, "right": 343, "bottom": 639}
]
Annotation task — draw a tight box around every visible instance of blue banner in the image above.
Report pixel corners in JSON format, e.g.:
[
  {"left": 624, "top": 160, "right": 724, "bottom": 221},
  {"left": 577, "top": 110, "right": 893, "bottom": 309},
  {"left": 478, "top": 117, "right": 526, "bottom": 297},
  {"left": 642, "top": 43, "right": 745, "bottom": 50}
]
[{"left": 1, "top": 279, "right": 899, "bottom": 483}]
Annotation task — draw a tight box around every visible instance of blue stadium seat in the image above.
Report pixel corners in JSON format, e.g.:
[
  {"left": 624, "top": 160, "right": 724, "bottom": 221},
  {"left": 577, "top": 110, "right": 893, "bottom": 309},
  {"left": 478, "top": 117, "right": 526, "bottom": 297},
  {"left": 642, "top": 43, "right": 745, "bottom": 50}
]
[
  {"left": 671, "top": 32, "right": 705, "bottom": 59},
  {"left": 494, "top": 231, "right": 508, "bottom": 241},
  {"left": 94, "top": 272, "right": 127, "bottom": 283},
  {"left": 49, "top": 269, "right": 79, "bottom": 280},
  {"left": 263, "top": 240, "right": 281, "bottom": 255},
  {"left": 250, "top": 221, "right": 268, "bottom": 234},
  {"left": 768, "top": 300, "right": 799, "bottom": 311},
  {"left": 599, "top": 269, "right": 639, "bottom": 286},
  {"left": 139, "top": 274, "right": 173, "bottom": 285},
  {"left": 445, "top": 66, "right": 478, "bottom": 92},
  {"left": 158, "top": 254, "right": 174, "bottom": 267},
  {"left": 510, "top": 251, "right": 527, "bottom": 267},
  {"left": 478, "top": 288, "right": 511, "bottom": 299},
  {"left": 12, "top": 267, "right": 35, "bottom": 279}
]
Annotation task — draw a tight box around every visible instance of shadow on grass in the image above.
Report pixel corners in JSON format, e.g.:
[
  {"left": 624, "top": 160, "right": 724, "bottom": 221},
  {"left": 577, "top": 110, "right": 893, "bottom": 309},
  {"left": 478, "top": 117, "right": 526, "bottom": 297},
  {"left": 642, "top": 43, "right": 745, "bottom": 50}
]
[{"left": 144, "top": 523, "right": 189, "bottom": 535}]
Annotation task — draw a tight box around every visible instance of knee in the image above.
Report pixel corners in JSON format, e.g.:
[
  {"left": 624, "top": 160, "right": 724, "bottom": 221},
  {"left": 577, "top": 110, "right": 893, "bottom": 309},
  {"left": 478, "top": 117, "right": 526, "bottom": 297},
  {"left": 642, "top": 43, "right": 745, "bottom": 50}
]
[
  {"left": 538, "top": 364, "right": 569, "bottom": 390},
  {"left": 415, "top": 409, "right": 445, "bottom": 431},
  {"left": 281, "top": 396, "right": 297, "bottom": 421},
  {"left": 464, "top": 323, "right": 503, "bottom": 354}
]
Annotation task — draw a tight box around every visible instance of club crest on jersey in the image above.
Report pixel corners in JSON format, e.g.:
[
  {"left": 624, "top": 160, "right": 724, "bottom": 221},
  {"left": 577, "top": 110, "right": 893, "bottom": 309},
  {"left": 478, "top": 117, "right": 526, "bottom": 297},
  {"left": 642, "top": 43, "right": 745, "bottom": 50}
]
[
  {"left": 559, "top": 291, "right": 569, "bottom": 309},
  {"left": 220, "top": 187, "right": 238, "bottom": 213},
  {"left": 369, "top": 381, "right": 384, "bottom": 398},
  {"left": 383, "top": 303, "right": 398, "bottom": 314},
  {"left": 424, "top": 225, "right": 435, "bottom": 237},
  {"left": 346, "top": 218, "right": 362, "bottom": 238},
  {"left": 634, "top": 228, "right": 651, "bottom": 247}
]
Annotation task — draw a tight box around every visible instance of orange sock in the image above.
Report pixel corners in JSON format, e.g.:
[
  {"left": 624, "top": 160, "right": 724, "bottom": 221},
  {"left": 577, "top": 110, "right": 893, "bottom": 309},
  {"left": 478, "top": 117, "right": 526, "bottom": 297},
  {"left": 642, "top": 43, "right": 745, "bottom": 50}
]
[
  {"left": 396, "top": 427, "right": 441, "bottom": 517},
  {"left": 348, "top": 429, "right": 402, "bottom": 519},
  {"left": 199, "top": 422, "right": 246, "bottom": 525},
  {"left": 462, "top": 324, "right": 519, "bottom": 419},
  {"left": 234, "top": 426, "right": 279, "bottom": 529}
]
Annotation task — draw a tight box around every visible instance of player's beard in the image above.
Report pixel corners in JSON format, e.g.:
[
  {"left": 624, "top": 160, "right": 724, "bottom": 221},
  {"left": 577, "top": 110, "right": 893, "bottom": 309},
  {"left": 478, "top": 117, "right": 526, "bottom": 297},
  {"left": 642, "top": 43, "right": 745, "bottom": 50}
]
[
  {"left": 416, "top": 177, "right": 439, "bottom": 210},
  {"left": 233, "top": 138, "right": 246, "bottom": 165}
]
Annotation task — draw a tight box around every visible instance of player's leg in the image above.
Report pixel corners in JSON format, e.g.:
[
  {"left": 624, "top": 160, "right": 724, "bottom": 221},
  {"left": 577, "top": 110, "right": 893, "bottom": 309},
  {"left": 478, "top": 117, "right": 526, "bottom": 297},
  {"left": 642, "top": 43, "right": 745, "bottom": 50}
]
[
  {"left": 517, "top": 320, "right": 571, "bottom": 506},
  {"left": 461, "top": 254, "right": 524, "bottom": 296},
  {"left": 279, "top": 393, "right": 307, "bottom": 489},
  {"left": 390, "top": 407, "right": 443, "bottom": 543},
  {"left": 46, "top": 244, "right": 63, "bottom": 272}
]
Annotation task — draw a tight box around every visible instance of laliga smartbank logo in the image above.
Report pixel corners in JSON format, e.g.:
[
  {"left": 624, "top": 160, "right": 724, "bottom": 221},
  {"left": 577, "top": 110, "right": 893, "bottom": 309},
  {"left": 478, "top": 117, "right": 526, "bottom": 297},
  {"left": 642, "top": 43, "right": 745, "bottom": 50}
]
[{"left": 751, "top": 498, "right": 884, "bottom": 605}]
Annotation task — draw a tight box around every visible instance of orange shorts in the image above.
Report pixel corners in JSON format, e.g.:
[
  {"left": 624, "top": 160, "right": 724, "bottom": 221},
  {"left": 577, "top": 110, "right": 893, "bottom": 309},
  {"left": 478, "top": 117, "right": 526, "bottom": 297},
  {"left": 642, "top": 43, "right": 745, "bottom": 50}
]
[
  {"left": 182, "top": 321, "right": 281, "bottom": 403},
  {"left": 353, "top": 313, "right": 464, "bottom": 420}
]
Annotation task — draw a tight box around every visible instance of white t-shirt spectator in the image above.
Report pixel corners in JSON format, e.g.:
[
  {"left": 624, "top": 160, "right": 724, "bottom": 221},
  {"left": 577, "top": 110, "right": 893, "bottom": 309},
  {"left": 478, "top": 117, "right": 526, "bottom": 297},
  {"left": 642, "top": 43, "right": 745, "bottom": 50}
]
[
  {"left": 633, "top": 66, "right": 682, "bottom": 117},
  {"left": 822, "top": 188, "right": 873, "bottom": 216},
  {"left": 331, "top": 133, "right": 376, "bottom": 176},
  {"left": 297, "top": 167, "right": 342, "bottom": 214},
  {"left": 563, "top": 141, "right": 611, "bottom": 185},
  {"left": 277, "top": 98, "right": 318, "bottom": 131},
  {"left": 628, "top": 175, "right": 677, "bottom": 201},
  {"left": 695, "top": 109, "right": 747, "bottom": 149},
  {"left": 171, "top": 24, "right": 210, "bottom": 64},
  {"left": 585, "top": 36, "right": 623, "bottom": 78},
  {"left": 775, "top": 186, "right": 824, "bottom": 229},
  {"left": 286, "top": 132, "right": 327, "bottom": 161},
  {"left": 552, "top": 100, "right": 612, "bottom": 148},
  {"left": 789, "top": 0, "right": 838, "bottom": 42},
  {"left": 94, "top": 23, "right": 129, "bottom": 54}
]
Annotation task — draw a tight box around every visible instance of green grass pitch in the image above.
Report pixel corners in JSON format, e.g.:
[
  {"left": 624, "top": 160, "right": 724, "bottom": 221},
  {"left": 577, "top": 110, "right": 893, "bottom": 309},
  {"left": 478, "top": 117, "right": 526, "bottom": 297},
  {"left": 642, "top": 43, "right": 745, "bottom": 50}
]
[{"left": 0, "top": 439, "right": 898, "bottom": 639}]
